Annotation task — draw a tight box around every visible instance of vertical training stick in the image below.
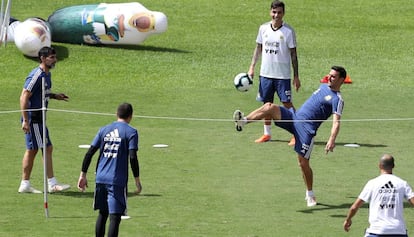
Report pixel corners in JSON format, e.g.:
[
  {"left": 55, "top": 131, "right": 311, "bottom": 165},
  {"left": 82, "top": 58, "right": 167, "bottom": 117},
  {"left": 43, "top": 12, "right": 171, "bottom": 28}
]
[
  {"left": 0, "top": 0, "right": 11, "bottom": 46},
  {"left": 0, "top": 0, "right": 4, "bottom": 46},
  {"left": 42, "top": 76, "right": 50, "bottom": 218}
]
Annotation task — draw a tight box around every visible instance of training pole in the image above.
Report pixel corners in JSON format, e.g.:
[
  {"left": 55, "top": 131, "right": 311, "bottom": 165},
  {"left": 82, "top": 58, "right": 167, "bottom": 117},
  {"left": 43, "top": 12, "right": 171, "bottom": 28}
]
[
  {"left": 0, "top": 0, "right": 11, "bottom": 47},
  {"left": 42, "top": 76, "right": 49, "bottom": 218},
  {"left": 0, "top": 0, "right": 3, "bottom": 27},
  {"left": 0, "top": 0, "right": 4, "bottom": 46}
]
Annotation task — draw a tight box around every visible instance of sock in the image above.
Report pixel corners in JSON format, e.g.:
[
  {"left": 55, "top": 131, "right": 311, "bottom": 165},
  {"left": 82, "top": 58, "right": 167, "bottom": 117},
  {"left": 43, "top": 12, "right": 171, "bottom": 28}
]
[
  {"left": 48, "top": 177, "right": 57, "bottom": 186},
  {"left": 96, "top": 210, "right": 109, "bottom": 237},
  {"left": 21, "top": 180, "right": 30, "bottom": 186},
  {"left": 108, "top": 214, "right": 122, "bottom": 237},
  {"left": 264, "top": 125, "right": 271, "bottom": 136},
  {"left": 306, "top": 190, "right": 314, "bottom": 197}
]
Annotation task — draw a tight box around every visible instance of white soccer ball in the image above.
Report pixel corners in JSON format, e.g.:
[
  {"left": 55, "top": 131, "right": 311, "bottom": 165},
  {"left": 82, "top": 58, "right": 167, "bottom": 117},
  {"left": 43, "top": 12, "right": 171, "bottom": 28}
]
[
  {"left": 234, "top": 73, "right": 253, "bottom": 92},
  {"left": 13, "top": 18, "right": 51, "bottom": 57}
]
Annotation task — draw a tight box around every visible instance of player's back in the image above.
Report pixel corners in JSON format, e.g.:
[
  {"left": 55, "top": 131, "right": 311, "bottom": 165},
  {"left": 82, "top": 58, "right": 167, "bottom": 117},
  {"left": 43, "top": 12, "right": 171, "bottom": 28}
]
[{"left": 95, "top": 121, "right": 138, "bottom": 186}]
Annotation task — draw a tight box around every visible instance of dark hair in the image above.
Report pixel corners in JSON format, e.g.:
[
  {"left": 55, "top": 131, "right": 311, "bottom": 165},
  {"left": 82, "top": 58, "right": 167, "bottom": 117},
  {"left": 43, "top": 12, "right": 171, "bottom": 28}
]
[
  {"left": 331, "top": 66, "right": 347, "bottom": 79},
  {"left": 117, "top": 103, "right": 133, "bottom": 119},
  {"left": 271, "top": 0, "right": 285, "bottom": 11},
  {"left": 380, "top": 154, "right": 395, "bottom": 171},
  {"left": 38, "top": 46, "right": 56, "bottom": 61}
]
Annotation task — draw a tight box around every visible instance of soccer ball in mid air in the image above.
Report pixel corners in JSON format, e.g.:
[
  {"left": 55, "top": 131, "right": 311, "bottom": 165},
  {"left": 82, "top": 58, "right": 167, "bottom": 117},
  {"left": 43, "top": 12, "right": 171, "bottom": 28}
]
[
  {"left": 234, "top": 73, "right": 253, "bottom": 92},
  {"left": 13, "top": 18, "right": 51, "bottom": 57}
]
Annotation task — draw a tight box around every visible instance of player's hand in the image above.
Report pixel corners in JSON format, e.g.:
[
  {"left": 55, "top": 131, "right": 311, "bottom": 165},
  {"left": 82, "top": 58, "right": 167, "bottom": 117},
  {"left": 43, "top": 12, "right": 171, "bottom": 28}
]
[
  {"left": 77, "top": 176, "right": 88, "bottom": 192},
  {"left": 248, "top": 67, "right": 254, "bottom": 80},
  {"left": 248, "top": 73, "right": 254, "bottom": 80},
  {"left": 293, "top": 76, "right": 301, "bottom": 92},
  {"left": 22, "top": 121, "right": 30, "bottom": 134},
  {"left": 343, "top": 219, "right": 352, "bottom": 232},
  {"left": 55, "top": 93, "right": 69, "bottom": 101},
  {"left": 325, "top": 142, "right": 335, "bottom": 154},
  {"left": 135, "top": 178, "right": 142, "bottom": 194}
]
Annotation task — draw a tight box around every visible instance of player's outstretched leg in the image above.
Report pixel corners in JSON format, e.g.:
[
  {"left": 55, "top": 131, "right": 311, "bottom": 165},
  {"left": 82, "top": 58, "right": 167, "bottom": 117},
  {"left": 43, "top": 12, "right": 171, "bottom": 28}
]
[{"left": 233, "top": 110, "right": 244, "bottom": 132}]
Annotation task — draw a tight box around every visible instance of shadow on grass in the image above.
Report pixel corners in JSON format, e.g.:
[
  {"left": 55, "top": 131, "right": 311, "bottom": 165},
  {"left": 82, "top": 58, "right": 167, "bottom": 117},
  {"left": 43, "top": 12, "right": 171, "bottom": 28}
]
[
  {"left": 269, "top": 139, "right": 387, "bottom": 148},
  {"left": 297, "top": 201, "right": 368, "bottom": 216},
  {"left": 47, "top": 215, "right": 96, "bottom": 219},
  {"left": 54, "top": 45, "right": 70, "bottom": 60},
  {"left": 23, "top": 44, "right": 70, "bottom": 62},
  {"left": 297, "top": 200, "right": 412, "bottom": 217},
  {"left": 50, "top": 191, "right": 162, "bottom": 198},
  {"left": 24, "top": 44, "right": 190, "bottom": 62},
  {"left": 23, "top": 44, "right": 187, "bottom": 63},
  {"left": 89, "top": 44, "right": 190, "bottom": 53},
  {"left": 315, "top": 141, "right": 387, "bottom": 148}
]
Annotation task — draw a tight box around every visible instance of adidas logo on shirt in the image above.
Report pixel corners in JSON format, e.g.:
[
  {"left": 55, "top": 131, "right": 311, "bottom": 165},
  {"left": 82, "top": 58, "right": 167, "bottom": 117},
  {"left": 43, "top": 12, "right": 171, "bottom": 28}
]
[
  {"left": 379, "top": 181, "right": 396, "bottom": 194},
  {"left": 104, "top": 129, "right": 122, "bottom": 142}
]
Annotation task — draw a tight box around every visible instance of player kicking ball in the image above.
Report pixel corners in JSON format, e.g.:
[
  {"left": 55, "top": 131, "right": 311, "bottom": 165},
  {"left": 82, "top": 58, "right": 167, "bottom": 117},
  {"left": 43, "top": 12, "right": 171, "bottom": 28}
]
[{"left": 233, "top": 66, "right": 347, "bottom": 207}]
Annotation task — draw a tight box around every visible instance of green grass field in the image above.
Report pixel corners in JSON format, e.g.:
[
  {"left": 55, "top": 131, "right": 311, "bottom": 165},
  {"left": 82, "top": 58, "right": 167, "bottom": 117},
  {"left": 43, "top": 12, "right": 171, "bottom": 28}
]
[{"left": 1, "top": 0, "right": 414, "bottom": 236}]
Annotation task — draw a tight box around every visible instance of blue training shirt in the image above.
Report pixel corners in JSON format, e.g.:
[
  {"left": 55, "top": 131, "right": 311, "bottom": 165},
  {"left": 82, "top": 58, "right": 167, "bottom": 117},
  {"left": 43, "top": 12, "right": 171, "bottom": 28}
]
[
  {"left": 23, "top": 67, "right": 52, "bottom": 122},
  {"left": 92, "top": 121, "right": 139, "bottom": 187},
  {"left": 296, "top": 84, "right": 344, "bottom": 134}
]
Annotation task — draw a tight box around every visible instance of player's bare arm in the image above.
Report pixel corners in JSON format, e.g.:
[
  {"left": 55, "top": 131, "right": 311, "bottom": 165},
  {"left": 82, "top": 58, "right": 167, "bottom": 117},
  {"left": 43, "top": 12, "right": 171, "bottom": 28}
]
[
  {"left": 325, "top": 113, "right": 341, "bottom": 154},
  {"left": 19, "top": 89, "right": 32, "bottom": 133},
  {"left": 343, "top": 198, "right": 364, "bottom": 232},
  {"left": 290, "top": 47, "right": 300, "bottom": 91},
  {"left": 248, "top": 43, "right": 262, "bottom": 78}
]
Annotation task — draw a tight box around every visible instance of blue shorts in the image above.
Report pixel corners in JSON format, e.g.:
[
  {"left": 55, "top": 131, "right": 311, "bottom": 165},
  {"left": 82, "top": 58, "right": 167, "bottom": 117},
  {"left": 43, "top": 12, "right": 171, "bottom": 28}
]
[
  {"left": 94, "top": 183, "right": 127, "bottom": 215},
  {"left": 25, "top": 122, "right": 52, "bottom": 150},
  {"left": 257, "top": 76, "right": 291, "bottom": 103},
  {"left": 274, "top": 107, "right": 315, "bottom": 159}
]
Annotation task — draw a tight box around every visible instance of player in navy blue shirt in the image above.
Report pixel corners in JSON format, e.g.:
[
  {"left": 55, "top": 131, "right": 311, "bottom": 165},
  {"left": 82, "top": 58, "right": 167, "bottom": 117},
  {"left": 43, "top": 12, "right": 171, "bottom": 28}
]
[
  {"left": 78, "top": 103, "right": 142, "bottom": 237},
  {"left": 233, "top": 65, "right": 347, "bottom": 207},
  {"left": 18, "top": 46, "right": 70, "bottom": 194}
]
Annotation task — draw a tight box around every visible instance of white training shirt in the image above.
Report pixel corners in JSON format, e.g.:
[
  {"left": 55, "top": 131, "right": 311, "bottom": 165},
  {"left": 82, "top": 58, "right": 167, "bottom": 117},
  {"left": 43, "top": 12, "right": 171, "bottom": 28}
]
[
  {"left": 358, "top": 174, "right": 414, "bottom": 235},
  {"left": 256, "top": 21, "right": 296, "bottom": 79}
]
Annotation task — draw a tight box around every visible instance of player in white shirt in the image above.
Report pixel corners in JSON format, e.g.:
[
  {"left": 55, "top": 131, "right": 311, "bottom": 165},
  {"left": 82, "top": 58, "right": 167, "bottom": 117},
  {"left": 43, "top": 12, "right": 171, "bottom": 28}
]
[
  {"left": 344, "top": 154, "right": 414, "bottom": 237},
  {"left": 248, "top": 0, "right": 300, "bottom": 144}
]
